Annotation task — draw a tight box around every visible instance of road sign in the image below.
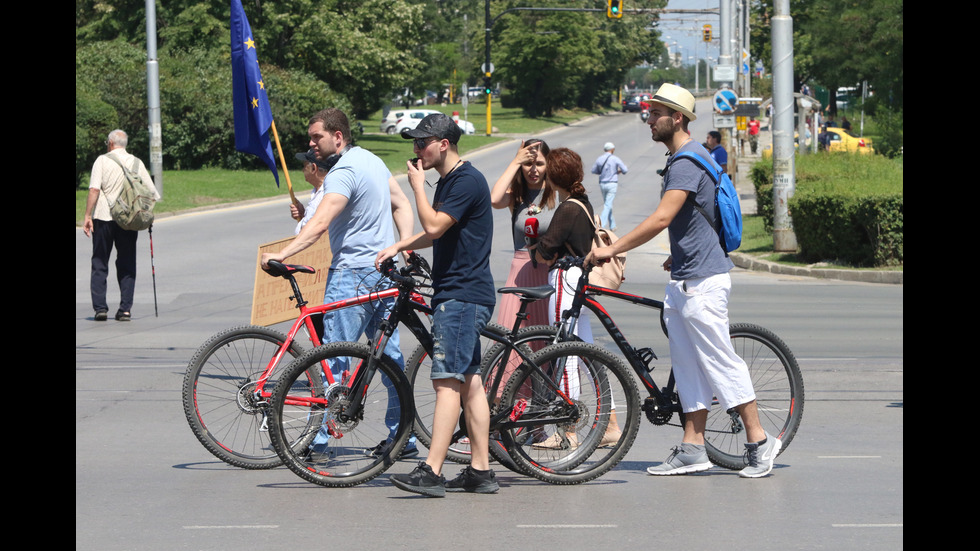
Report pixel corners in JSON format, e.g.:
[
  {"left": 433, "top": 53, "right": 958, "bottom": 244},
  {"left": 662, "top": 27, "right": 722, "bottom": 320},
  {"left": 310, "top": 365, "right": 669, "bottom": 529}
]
[
  {"left": 713, "top": 64, "right": 736, "bottom": 82},
  {"left": 713, "top": 113, "right": 736, "bottom": 128},
  {"left": 714, "top": 89, "right": 738, "bottom": 113},
  {"left": 481, "top": 62, "right": 494, "bottom": 75}
]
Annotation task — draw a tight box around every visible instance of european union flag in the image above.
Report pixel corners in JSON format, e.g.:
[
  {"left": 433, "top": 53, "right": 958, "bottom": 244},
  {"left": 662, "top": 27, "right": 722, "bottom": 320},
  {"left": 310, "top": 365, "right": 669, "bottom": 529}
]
[{"left": 231, "top": 0, "right": 279, "bottom": 186}]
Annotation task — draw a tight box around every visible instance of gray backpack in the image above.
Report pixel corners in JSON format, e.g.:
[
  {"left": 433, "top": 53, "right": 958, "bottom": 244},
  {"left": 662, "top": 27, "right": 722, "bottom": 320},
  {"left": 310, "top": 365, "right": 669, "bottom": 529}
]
[{"left": 106, "top": 154, "right": 156, "bottom": 231}]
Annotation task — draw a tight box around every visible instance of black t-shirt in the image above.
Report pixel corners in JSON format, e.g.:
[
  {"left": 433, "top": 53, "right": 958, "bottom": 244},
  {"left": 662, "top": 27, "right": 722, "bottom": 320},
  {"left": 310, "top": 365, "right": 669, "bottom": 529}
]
[{"left": 431, "top": 162, "right": 496, "bottom": 307}]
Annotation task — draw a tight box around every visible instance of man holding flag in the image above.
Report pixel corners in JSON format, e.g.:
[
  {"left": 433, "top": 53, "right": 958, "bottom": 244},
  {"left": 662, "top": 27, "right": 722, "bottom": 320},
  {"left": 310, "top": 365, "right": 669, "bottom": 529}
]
[{"left": 232, "top": 2, "right": 416, "bottom": 458}]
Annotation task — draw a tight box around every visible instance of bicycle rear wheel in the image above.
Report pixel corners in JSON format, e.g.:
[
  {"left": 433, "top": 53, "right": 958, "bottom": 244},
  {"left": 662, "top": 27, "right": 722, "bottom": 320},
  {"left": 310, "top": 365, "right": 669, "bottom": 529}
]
[
  {"left": 498, "top": 342, "right": 640, "bottom": 485},
  {"left": 267, "top": 342, "right": 414, "bottom": 487},
  {"left": 182, "top": 325, "right": 308, "bottom": 469},
  {"left": 406, "top": 324, "right": 559, "bottom": 471},
  {"left": 704, "top": 323, "right": 805, "bottom": 469}
]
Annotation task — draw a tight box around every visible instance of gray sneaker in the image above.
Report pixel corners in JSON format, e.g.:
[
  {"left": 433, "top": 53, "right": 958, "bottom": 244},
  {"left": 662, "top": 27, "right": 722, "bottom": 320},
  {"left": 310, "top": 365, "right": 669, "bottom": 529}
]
[
  {"left": 646, "top": 444, "right": 712, "bottom": 475},
  {"left": 739, "top": 434, "right": 782, "bottom": 478}
]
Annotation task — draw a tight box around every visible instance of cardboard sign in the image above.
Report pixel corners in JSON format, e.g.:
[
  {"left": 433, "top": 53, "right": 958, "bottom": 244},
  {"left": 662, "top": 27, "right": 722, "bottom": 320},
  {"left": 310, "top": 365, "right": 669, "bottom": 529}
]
[{"left": 251, "top": 235, "right": 332, "bottom": 326}]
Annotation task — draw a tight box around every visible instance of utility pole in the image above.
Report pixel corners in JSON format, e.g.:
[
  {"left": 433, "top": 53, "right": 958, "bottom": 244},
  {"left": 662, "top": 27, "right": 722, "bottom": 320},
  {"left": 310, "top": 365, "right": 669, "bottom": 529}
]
[
  {"left": 771, "top": 0, "right": 797, "bottom": 251},
  {"left": 145, "top": 0, "right": 163, "bottom": 196}
]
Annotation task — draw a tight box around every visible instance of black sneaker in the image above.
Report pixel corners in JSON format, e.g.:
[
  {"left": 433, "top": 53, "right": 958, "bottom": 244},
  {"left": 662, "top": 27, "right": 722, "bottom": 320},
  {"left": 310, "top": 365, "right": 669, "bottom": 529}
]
[
  {"left": 445, "top": 466, "right": 499, "bottom": 494},
  {"left": 390, "top": 461, "right": 446, "bottom": 497},
  {"left": 94, "top": 311, "right": 108, "bottom": 321}
]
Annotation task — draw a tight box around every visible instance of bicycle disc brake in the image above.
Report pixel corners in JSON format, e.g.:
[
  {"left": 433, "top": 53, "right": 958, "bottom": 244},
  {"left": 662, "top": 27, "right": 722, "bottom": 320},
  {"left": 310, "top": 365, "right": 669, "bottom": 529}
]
[{"left": 324, "top": 383, "right": 358, "bottom": 436}]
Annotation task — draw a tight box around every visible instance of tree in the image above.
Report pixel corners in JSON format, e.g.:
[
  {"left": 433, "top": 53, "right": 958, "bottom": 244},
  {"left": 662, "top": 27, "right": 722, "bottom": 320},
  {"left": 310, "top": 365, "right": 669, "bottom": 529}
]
[{"left": 491, "top": 0, "right": 666, "bottom": 116}]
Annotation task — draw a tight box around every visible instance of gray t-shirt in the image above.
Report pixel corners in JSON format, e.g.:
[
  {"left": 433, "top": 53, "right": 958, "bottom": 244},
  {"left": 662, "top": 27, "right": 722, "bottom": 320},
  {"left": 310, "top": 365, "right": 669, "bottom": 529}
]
[
  {"left": 511, "top": 187, "right": 555, "bottom": 251},
  {"left": 321, "top": 146, "right": 396, "bottom": 269},
  {"left": 662, "top": 141, "right": 734, "bottom": 280}
]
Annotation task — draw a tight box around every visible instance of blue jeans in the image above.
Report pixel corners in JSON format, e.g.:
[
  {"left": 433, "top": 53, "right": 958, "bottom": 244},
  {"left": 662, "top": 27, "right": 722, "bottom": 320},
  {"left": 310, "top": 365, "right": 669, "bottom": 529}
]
[
  {"left": 430, "top": 299, "right": 493, "bottom": 382},
  {"left": 599, "top": 182, "right": 618, "bottom": 229},
  {"left": 310, "top": 267, "right": 415, "bottom": 451}
]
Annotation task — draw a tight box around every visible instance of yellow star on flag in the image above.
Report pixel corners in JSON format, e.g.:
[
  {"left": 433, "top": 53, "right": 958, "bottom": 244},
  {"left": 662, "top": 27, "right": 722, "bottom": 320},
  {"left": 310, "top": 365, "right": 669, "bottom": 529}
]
[
  {"left": 244, "top": 37, "right": 255, "bottom": 50},
  {"left": 251, "top": 97, "right": 259, "bottom": 108},
  {"left": 258, "top": 80, "right": 265, "bottom": 90}
]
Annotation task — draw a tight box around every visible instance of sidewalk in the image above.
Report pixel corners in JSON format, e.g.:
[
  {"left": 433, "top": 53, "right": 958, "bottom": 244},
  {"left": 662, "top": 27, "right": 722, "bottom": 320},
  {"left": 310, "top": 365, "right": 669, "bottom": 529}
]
[{"left": 728, "top": 123, "right": 902, "bottom": 285}]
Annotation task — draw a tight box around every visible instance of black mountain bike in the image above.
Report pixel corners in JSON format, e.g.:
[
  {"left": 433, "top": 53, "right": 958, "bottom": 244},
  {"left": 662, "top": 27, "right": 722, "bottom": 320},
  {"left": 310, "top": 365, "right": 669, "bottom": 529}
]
[
  {"left": 535, "top": 256, "right": 805, "bottom": 469},
  {"left": 264, "top": 254, "right": 639, "bottom": 487}
]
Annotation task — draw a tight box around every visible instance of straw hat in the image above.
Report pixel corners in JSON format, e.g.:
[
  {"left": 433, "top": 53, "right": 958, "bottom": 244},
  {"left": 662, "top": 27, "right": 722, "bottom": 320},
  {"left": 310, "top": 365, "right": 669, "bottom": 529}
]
[{"left": 650, "top": 83, "right": 697, "bottom": 121}]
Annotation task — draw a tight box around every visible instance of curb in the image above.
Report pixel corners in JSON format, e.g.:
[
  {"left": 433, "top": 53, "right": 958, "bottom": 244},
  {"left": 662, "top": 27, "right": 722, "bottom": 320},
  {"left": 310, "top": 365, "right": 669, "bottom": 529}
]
[{"left": 729, "top": 252, "right": 903, "bottom": 285}]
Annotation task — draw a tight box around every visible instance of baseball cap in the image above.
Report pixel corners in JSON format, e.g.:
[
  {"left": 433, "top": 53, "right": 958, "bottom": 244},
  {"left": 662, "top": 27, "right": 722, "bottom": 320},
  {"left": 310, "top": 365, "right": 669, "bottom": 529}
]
[
  {"left": 400, "top": 113, "right": 462, "bottom": 144},
  {"left": 295, "top": 148, "right": 338, "bottom": 172}
]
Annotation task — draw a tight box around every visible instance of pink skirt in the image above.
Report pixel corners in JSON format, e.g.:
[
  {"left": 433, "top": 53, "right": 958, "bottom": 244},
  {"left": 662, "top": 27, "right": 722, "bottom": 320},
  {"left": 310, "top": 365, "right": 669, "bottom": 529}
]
[{"left": 492, "top": 250, "right": 551, "bottom": 398}]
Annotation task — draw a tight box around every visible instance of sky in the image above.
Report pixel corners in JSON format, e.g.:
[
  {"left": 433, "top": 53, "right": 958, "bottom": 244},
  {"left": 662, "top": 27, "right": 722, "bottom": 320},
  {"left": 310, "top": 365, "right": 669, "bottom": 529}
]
[{"left": 660, "top": 0, "right": 721, "bottom": 66}]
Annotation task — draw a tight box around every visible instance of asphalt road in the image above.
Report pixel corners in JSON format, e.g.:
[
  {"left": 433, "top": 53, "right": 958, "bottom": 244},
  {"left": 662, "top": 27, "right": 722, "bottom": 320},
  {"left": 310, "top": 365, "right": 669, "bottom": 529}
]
[{"left": 76, "top": 108, "right": 903, "bottom": 550}]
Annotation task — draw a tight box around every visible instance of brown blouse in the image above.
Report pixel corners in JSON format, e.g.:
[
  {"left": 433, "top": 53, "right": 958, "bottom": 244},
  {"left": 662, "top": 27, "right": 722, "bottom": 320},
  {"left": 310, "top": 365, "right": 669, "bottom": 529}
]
[{"left": 537, "top": 194, "right": 595, "bottom": 262}]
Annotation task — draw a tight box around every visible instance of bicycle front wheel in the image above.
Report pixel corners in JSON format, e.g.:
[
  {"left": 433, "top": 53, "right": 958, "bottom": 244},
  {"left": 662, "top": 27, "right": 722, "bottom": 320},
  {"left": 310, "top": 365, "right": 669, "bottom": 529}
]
[
  {"left": 704, "top": 323, "right": 805, "bottom": 469},
  {"left": 267, "top": 342, "right": 414, "bottom": 487},
  {"left": 498, "top": 342, "right": 640, "bottom": 485},
  {"left": 182, "top": 325, "right": 307, "bottom": 469}
]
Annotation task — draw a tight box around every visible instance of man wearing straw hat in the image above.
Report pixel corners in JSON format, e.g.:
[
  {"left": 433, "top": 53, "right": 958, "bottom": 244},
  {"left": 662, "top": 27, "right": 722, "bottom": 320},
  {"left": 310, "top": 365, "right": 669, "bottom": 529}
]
[{"left": 587, "top": 83, "right": 782, "bottom": 478}]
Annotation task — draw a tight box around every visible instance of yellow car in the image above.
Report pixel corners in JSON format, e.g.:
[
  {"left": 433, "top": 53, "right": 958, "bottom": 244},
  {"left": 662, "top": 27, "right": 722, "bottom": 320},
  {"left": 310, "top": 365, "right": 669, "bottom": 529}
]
[
  {"left": 823, "top": 127, "right": 874, "bottom": 154},
  {"left": 763, "top": 127, "right": 874, "bottom": 158}
]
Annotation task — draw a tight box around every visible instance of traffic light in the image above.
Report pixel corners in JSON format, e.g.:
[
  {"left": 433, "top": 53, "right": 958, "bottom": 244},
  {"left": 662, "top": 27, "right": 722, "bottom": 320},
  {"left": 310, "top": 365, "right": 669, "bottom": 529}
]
[
  {"left": 607, "top": 0, "right": 623, "bottom": 19},
  {"left": 483, "top": 76, "right": 492, "bottom": 95},
  {"left": 702, "top": 24, "right": 712, "bottom": 42}
]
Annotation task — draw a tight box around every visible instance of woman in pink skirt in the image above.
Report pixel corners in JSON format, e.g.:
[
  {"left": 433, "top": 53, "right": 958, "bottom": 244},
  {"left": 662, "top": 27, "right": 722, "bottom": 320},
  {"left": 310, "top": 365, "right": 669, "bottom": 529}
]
[{"left": 489, "top": 139, "right": 556, "bottom": 396}]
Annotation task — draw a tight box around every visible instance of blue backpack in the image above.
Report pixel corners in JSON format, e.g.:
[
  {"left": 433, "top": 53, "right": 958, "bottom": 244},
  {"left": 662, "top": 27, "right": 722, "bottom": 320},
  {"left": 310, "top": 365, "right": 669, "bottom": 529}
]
[{"left": 670, "top": 151, "right": 742, "bottom": 254}]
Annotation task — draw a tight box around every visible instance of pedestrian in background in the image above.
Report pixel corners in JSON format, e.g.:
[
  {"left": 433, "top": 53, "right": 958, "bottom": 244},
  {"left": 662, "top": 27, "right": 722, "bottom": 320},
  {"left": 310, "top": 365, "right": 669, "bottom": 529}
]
[
  {"left": 82, "top": 129, "right": 159, "bottom": 322},
  {"left": 591, "top": 142, "right": 628, "bottom": 231}
]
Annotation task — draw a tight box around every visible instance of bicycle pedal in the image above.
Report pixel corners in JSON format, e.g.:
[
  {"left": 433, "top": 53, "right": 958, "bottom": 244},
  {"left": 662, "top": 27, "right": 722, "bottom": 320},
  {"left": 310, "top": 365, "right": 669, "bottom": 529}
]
[{"left": 509, "top": 399, "right": 528, "bottom": 422}]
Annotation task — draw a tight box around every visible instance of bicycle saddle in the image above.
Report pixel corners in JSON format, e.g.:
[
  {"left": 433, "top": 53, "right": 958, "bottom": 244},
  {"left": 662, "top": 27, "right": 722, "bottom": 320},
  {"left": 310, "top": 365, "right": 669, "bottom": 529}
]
[
  {"left": 264, "top": 260, "right": 315, "bottom": 278},
  {"left": 497, "top": 285, "right": 555, "bottom": 300}
]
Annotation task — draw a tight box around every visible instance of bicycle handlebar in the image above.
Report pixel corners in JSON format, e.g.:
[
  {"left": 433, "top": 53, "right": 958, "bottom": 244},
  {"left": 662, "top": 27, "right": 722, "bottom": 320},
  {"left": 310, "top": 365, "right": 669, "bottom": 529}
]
[{"left": 552, "top": 255, "right": 596, "bottom": 275}]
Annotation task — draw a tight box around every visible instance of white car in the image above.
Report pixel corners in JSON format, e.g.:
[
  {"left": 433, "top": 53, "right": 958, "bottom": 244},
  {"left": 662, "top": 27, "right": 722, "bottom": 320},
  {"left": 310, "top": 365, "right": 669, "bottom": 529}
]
[{"left": 380, "top": 109, "right": 439, "bottom": 135}]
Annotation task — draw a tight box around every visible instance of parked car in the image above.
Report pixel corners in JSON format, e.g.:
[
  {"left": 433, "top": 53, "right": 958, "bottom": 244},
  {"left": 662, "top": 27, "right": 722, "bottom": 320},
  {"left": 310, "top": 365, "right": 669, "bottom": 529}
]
[
  {"left": 379, "top": 109, "right": 440, "bottom": 135},
  {"left": 763, "top": 127, "right": 873, "bottom": 158},
  {"left": 823, "top": 127, "right": 874, "bottom": 154}
]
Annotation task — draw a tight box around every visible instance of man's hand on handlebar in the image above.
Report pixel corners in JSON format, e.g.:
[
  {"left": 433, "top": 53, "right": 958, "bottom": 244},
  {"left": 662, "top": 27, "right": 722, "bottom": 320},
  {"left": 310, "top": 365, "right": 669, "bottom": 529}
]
[
  {"left": 375, "top": 246, "right": 400, "bottom": 271},
  {"left": 585, "top": 246, "right": 614, "bottom": 267}
]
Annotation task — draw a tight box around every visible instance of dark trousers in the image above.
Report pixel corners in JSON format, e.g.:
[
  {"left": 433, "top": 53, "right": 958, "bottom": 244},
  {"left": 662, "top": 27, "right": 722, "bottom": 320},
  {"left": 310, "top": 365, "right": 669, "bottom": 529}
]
[{"left": 91, "top": 219, "right": 138, "bottom": 313}]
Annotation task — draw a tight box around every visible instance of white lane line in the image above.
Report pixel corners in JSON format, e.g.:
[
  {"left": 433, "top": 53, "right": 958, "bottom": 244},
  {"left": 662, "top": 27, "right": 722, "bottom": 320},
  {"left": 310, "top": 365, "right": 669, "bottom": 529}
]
[
  {"left": 517, "top": 524, "right": 619, "bottom": 529},
  {"left": 831, "top": 523, "right": 905, "bottom": 528},
  {"left": 183, "top": 525, "right": 279, "bottom": 530}
]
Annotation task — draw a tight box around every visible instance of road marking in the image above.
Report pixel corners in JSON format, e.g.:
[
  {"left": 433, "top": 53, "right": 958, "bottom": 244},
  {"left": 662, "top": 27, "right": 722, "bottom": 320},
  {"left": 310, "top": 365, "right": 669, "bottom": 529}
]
[
  {"left": 832, "top": 524, "right": 902, "bottom": 528},
  {"left": 183, "top": 525, "right": 279, "bottom": 530},
  {"left": 517, "top": 525, "right": 618, "bottom": 529},
  {"left": 818, "top": 455, "right": 882, "bottom": 459}
]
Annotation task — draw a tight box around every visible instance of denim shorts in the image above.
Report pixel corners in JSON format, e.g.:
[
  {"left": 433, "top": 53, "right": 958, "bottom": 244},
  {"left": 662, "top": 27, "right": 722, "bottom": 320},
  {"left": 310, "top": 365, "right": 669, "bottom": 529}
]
[{"left": 430, "top": 299, "right": 493, "bottom": 382}]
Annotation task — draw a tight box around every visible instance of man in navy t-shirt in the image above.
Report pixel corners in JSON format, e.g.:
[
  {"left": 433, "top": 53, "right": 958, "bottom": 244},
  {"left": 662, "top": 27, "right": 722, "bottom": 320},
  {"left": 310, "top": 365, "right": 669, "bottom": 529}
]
[
  {"left": 377, "top": 114, "right": 498, "bottom": 497},
  {"left": 706, "top": 130, "right": 728, "bottom": 174}
]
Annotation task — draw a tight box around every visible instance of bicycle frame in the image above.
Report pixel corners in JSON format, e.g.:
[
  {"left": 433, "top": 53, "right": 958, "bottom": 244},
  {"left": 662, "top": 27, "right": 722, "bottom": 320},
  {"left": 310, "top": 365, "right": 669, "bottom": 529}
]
[
  {"left": 553, "top": 262, "right": 681, "bottom": 415},
  {"left": 251, "top": 263, "right": 429, "bottom": 402}
]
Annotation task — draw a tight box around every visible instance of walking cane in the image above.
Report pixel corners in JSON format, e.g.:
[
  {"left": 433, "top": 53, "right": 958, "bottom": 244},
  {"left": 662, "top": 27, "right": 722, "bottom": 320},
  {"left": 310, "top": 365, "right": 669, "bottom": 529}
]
[{"left": 148, "top": 224, "right": 159, "bottom": 317}]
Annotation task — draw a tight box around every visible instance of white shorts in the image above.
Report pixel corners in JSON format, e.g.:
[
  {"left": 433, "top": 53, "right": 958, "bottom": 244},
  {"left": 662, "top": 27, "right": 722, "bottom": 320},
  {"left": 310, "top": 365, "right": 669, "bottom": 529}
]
[{"left": 663, "top": 272, "right": 755, "bottom": 413}]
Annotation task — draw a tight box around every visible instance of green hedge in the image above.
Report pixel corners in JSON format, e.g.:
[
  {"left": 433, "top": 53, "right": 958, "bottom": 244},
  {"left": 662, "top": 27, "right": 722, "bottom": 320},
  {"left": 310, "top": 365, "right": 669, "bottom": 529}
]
[{"left": 750, "top": 154, "right": 903, "bottom": 267}]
